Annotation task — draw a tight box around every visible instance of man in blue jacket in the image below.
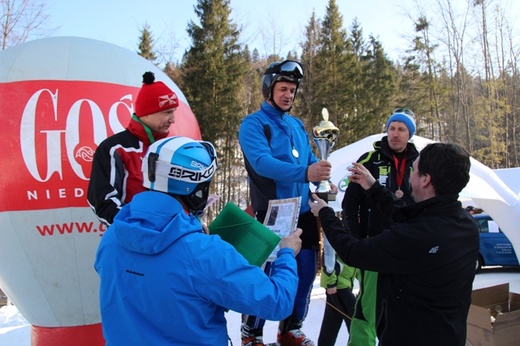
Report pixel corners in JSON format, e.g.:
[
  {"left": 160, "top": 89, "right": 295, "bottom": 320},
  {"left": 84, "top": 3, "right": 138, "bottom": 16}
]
[
  {"left": 239, "top": 60, "right": 336, "bottom": 346},
  {"left": 95, "top": 136, "right": 303, "bottom": 346},
  {"left": 310, "top": 142, "right": 479, "bottom": 346}
]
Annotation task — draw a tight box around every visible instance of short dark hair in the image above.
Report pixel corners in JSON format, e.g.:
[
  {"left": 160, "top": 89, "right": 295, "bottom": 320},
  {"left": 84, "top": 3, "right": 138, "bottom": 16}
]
[{"left": 418, "top": 143, "right": 471, "bottom": 195}]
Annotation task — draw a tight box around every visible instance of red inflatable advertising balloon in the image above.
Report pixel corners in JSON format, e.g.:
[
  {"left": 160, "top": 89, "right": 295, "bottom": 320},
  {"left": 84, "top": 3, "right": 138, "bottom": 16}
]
[{"left": 0, "top": 36, "right": 201, "bottom": 345}]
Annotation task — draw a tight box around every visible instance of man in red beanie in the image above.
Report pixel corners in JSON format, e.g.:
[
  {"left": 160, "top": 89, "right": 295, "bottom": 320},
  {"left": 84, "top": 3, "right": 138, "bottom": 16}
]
[{"left": 87, "top": 71, "right": 179, "bottom": 225}]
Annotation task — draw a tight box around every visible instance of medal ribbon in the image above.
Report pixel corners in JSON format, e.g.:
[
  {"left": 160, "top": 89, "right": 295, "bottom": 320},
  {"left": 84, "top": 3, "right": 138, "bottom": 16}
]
[{"left": 392, "top": 151, "right": 407, "bottom": 190}]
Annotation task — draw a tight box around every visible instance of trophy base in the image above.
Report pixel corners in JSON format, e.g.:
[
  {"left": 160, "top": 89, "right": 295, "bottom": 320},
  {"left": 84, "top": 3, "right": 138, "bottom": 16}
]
[{"left": 315, "top": 191, "right": 337, "bottom": 202}]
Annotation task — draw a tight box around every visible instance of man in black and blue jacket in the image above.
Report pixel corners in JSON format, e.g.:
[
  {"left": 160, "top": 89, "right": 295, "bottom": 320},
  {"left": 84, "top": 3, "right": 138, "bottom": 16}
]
[
  {"left": 311, "top": 142, "right": 478, "bottom": 346},
  {"left": 239, "top": 60, "right": 336, "bottom": 346},
  {"left": 341, "top": 109, "right": 419, "bottom": 345}
]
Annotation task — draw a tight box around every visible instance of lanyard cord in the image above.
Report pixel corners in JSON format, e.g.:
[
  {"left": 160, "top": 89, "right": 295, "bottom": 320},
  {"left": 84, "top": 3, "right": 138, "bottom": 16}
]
[{"left": 319, "top": 296, "right": 352, "bottom": 321}]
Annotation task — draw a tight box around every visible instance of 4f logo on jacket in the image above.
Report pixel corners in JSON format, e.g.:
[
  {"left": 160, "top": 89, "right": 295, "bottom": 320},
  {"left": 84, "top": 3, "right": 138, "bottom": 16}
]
[{"left": 429, "top": 246, "right": 439, "bottom": 254}]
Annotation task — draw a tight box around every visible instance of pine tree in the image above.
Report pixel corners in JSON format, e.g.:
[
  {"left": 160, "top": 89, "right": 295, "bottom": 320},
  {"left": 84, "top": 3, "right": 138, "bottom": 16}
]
[
  {"left": 163, "top": 61, "right": 182, "bottom": 89},
  {"left": 137, "top": 23, "right": 157, "bottom": 63},
  {"left": 240, "top": 45, "right": 264, "bottom": 116},
  {"left": 396, "top": 52, "right": 429, "bottom": 132},
  {"left": 312, "top": 0, "right": 357, "bottom": 148},
  {"left": 181, "top": 0, "right": 247, "bottom": 212},
  {"left": 299, "top": 11, "right": 323, "bottom": 131},
  {"left": 343, "top": 19, "right": 397, "bottom": 141}
]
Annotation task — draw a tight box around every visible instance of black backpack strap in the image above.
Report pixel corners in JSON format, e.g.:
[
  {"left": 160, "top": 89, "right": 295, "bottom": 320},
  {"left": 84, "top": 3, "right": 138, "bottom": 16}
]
[{"left": 263, "top": 124, "right": 271, "bottom": 144}]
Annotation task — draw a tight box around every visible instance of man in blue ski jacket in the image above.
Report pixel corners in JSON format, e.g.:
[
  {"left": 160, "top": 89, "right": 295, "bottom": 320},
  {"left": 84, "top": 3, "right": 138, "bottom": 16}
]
[
  {"left": 95, "top": 136, "right": 303, "bottom": 346},
  {"left": 238, "top": 60, "right": 337, "bottom": 346}
]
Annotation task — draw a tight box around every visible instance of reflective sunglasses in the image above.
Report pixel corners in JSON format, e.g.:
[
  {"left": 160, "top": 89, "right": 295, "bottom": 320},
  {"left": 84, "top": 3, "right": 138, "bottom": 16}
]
[
  {"left": 266, "top": 60, "right": 304, "bottom": 79},
  {"left": 392, "top": 108, "right": 415, "bottom": 118}
]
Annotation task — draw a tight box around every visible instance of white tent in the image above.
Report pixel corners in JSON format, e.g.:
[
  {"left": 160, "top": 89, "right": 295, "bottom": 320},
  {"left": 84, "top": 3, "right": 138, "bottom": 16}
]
[
  {"left": 494, "top": 167, "right": 520, "bottom": 195},
  {"left": 325, "top": 133, "right": 520, "bottom": 262}
]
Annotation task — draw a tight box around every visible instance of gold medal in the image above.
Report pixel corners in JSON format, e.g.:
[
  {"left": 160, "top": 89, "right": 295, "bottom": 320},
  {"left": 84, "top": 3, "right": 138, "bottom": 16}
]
[{"left": 395, "top": 189, "right": 404, "bottom": 198}]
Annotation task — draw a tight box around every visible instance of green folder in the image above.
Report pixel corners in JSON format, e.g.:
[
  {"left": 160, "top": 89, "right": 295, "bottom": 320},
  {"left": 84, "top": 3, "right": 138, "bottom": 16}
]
[{"left": 209, "top": 202, "right": 281, "bottom": 267}]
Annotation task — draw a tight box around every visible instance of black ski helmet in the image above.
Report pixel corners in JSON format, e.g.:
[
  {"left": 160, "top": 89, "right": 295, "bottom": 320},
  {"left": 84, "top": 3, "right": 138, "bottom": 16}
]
[{"left": 261, "top": 60, "right": 304, "bottom": 101}]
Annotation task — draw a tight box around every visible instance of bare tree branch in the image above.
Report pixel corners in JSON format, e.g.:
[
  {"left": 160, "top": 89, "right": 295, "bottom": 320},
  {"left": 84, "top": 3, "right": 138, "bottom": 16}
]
[{"left": 1, "top": 0, "right": 56, "bottom": 50}]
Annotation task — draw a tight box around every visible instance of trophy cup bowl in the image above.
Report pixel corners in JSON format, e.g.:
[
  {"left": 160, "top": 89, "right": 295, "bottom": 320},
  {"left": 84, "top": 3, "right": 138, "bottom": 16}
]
[{"left": 312, "top": 108, "right": 339, "bottom": 201}]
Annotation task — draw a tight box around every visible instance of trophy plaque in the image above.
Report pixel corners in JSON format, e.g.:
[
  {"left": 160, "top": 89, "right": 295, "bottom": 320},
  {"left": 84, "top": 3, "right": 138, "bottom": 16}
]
[{"left": 312, "top": 108, "right": 339, "bottom": 201}]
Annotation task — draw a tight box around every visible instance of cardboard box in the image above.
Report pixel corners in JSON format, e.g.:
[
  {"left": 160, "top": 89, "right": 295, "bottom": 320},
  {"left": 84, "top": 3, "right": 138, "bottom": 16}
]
[{"left": 466, "top": 283, "right": 520, "bottom": 345}]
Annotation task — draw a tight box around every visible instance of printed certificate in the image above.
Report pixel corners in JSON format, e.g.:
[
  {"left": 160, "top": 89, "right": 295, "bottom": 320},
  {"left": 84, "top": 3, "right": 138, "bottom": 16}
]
[{"left": 264, "top": 196, "right": 301, "bottom": 261}]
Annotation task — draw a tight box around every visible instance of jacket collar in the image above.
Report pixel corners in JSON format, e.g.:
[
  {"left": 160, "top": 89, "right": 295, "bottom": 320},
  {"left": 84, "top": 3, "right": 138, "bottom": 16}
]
[
  {"left": 400, "top": 194, "right": 462, "bottom": 219},
  {"left": 127, "top": 116, "right": 169, "bottom": 144},
  {"left": 376, "top": 136, "right": 420, "bottom": 162},
  {"left": 261, "top": 101, "right": 287, "bottom": 119}
]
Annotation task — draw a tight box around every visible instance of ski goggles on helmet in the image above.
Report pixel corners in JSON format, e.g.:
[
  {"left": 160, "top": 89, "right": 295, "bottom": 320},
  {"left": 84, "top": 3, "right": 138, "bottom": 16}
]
[
  {"left": 392, "top": 108, "right": 415, "bottom": 118},
  {"left": 265, "top": 60, "right": 304, "bottom": 79}
]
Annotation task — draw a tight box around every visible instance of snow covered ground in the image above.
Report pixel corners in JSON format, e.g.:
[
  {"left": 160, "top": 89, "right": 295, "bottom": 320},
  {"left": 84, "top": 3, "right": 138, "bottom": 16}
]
[
  {"left": 1, "top": 267, "right": 520, "bottom": 346},
  {"left": 0, "top": 274, "right": 344, "bottom": 346}
]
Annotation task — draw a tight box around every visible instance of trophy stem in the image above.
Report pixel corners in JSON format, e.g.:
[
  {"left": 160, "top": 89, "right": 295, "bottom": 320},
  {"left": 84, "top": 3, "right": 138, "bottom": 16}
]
[
  {"left": 315, "top": 181, "right": 336, "bottom": 201},
  {"left": 312, "top": 108, "right": 339, "bottom": 202}
]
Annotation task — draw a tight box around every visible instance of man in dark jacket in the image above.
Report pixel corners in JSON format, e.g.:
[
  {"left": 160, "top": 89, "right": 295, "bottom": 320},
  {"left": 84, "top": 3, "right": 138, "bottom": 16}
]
[
  {"left": 341, "top": 108, "right": 419, "bottom": 345},
  {"left": 87, "top": 71, "right": 178, "bottom": 225},
  {"left": 342, "top": 108, "right": 419, "bottom": 238},
  {"left": 310, "top": 142, "right": 479, "bottom": 346}
]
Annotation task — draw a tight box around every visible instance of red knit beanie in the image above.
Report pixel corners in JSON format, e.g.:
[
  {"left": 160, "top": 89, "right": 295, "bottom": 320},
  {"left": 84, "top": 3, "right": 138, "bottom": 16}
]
[{"left": 135, "top": 71, "right": 179, "bottom": 117}]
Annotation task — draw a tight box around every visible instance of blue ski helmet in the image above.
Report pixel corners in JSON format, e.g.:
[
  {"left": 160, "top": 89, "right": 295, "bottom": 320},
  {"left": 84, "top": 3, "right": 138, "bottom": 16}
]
[{"left": 142, "top": 136, "right": 217, "bottom": 216}]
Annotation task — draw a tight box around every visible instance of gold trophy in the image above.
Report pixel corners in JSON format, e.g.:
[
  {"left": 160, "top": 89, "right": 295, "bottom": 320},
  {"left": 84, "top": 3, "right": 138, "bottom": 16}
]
[{"left": 312, "top": 108, "right": 339, "bottom": 201}]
